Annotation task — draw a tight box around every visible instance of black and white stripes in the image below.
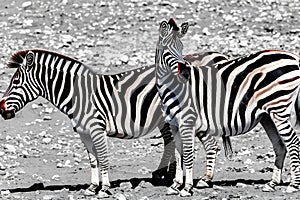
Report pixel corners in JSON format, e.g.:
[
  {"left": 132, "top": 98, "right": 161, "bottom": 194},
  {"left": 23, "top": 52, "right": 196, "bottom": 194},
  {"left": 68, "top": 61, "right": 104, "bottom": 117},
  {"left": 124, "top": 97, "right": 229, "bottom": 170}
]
[
  {"left": 0, "top": 48, "right": 228, "bottom": 197},
  {"left": 155, "top": 18, "right": 300, "bottom": 195}
]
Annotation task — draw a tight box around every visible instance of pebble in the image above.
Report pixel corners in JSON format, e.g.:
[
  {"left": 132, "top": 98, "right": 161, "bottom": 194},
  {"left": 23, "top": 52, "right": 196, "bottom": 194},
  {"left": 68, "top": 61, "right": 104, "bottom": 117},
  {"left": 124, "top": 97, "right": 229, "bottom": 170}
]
[
  {"left": 120, "top": 182, "right": 132, "bottom": 192},
  {"left": 120, "top": 54, "right": 129, "bottom": 64},
  {"left": 113, "top": 193, "right": 127, "bottom": 200},
  {"left": 1, "top": 190, "right": 10, "bottom": 195},
  {"left": 42, "top": 138, "right": 52, "bottom": 144},
  {"left": 21, "top": 1, "right": 32, "bottom": 9},
  {"left": 31, "top": 103, "right": 40, "bottom": 109},
  {"left": 4, "top": 144, "right": 17, "bottom": 153},
  {"left": 43, "top": 116, "right": 52, "bottom": 120},
  {"left": 51, "top": 174, "right": 60, "bottom": 181},
  {"left": 236, "top": 182, "right": 248, "bottom": 188},
  {"left": 138, "top": 180, "right": 152, "bottom": 188}
]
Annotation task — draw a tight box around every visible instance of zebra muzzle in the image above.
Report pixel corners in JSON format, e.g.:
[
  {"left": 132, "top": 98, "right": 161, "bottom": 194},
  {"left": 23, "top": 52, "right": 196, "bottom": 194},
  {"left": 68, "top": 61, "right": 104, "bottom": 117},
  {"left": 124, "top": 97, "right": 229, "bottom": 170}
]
[{"left": 0, "top": 109, "right": 15, "bottom": 120}]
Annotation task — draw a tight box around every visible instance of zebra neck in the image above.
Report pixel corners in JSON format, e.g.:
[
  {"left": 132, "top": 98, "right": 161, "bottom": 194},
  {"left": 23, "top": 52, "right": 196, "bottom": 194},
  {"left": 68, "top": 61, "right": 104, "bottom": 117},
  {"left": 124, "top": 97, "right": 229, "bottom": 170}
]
[{"left": 40, "top": 62, "right": 94, "bottom": 116}]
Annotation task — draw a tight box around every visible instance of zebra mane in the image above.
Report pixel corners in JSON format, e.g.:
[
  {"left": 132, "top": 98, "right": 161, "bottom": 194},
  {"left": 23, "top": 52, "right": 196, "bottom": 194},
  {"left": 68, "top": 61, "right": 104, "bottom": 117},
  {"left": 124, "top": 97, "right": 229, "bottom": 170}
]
[
  {"left": 7, "top": 49, "right": 83, "bottom": 68},
  {"left": 7, "top": 50, "right": 29, "bottom": 68}
]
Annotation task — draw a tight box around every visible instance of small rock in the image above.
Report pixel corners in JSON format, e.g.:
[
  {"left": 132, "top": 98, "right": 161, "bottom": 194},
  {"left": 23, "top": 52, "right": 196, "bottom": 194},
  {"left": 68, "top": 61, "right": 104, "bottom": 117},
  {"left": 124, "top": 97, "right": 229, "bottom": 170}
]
[
  {"left": 42, "top": 138, "right": 52, "bottom": 144},
  {"left": 113, "top": 193, "right": 127, "bottom": 200},
  {"left": 4, "top": 144, "right": 17, "bottom": 153},
  {"left": 0, "top": 151, "right": 5, "bottom": 156},
  {"left": 120, "top": 182, "right": 132, "bottom": 192},
  {"left": 22, "top": 1, "right": 32, "bottom": 9},
  {"left": 244, "top": 158, "right": 254, "bottom": 165},
  {"left": 236, "top": 182, "right": 248, "bottom": 188},
  {"left": 138, "top": 180, "right": 152, "bottom": 188},
  {"left": 120, "top": 54, "right": 129, "bottom": 64},
  {"left": 43, "top": 116, "right": 52, "bottom": 120},
  {"left": 31, "top": 104, "right": 40, "bottom": 109},
  {"left": 22, "top": 150, "right": 29, "bottom": 156},
  {"left": 51, "top": 174, "right": 60, "bottom": 181},
  {"left": 44, "top": 107, "right": 53, "bottom": 114},
  {"left": 43, "top": 195, "right": 57, "bottom": 200},
  {"left": 213, "top": 185, "right": 225, "bottom": 190},
  {"left": 1, "top": 190, "right": 10, "bottom": 195}
]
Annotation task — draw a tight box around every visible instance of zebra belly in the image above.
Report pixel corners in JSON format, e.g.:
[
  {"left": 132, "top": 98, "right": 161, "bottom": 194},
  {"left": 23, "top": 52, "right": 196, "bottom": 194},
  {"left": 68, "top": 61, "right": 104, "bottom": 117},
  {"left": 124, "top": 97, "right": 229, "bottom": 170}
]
[{"left": 107, "top": 88, "right": 164, "bottom": 139}]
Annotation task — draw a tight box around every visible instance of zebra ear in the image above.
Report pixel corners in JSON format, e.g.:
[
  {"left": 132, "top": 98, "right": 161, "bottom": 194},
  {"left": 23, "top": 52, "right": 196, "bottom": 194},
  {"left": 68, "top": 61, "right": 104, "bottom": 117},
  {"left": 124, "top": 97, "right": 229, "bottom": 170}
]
[
  {"left": 25, "top": 51, "right": 34, "bottom": 68},
  {"left": 178, "top": 22, "right": 189, "bottom": 38},
  {"left": 159, "top": 20, "right": 168, "bottom": 37}
]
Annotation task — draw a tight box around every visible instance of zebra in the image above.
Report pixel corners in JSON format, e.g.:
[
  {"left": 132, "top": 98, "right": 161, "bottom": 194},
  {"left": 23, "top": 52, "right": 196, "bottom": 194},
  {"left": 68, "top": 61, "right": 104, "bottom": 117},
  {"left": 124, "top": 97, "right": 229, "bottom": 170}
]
[
  {"left": 155, "top": 18, "right": 300, "bottom": 196},
  {"left": 0, "top": 48, "right": 228, "bottom": 197}
]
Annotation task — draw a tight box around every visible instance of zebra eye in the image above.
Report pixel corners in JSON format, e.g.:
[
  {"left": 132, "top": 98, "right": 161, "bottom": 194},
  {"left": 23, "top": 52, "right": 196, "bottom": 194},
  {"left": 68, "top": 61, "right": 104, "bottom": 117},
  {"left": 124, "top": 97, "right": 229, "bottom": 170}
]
[{"left": 12, "top": 72, "right": 20, "bottom": 85}]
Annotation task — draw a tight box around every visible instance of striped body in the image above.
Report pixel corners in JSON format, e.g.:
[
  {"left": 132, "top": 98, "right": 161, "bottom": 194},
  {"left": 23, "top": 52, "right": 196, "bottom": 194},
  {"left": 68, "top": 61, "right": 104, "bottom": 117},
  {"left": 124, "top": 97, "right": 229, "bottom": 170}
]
[
  {"left": 156, "top": 19, "right": 300, "bottom": 195},
  {"left": 190, "top": 50, "right": 300, "bottom": 137},
  {"left": 0, "top": 49, "right": 228, "bottom": 196}
]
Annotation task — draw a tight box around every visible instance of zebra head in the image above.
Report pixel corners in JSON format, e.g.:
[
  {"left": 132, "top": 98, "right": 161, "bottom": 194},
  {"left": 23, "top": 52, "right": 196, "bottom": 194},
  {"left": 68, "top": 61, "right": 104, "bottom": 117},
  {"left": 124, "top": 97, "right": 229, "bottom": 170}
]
[
  {"left": 155, "top": 18, "right": 189, "bottom": 75},
  {"left": 0, "top": 50, "right": 41, "bottom": 120}
]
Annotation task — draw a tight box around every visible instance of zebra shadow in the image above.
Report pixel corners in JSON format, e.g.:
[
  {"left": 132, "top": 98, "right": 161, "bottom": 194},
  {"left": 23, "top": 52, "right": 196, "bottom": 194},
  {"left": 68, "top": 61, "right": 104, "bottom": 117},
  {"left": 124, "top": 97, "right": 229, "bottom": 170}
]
[{"left": 3, "top": 178, "right": 289, "bottom": 193}]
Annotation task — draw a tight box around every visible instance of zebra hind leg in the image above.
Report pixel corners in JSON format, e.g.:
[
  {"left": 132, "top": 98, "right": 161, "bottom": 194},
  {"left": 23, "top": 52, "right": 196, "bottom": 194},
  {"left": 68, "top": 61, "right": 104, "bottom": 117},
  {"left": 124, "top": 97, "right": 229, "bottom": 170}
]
[
  {"left": 260, "top": 114, "right": 286, "bottom": 192},
  {"left": 196, "top": 133, "right": 218, "bottom": 188},
  {"left": 270, "top": 114, "right": 300, "bottom": 193},
  {"left": 152, "top": 123, "right": 176, "bottom": 184}
]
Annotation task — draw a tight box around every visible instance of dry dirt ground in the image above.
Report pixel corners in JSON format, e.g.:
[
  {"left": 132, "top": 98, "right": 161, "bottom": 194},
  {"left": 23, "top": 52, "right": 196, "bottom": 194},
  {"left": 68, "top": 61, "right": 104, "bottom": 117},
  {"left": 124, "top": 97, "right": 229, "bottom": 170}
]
[{"left": 0, "top": 0, "right": 300, "bottom": 199}]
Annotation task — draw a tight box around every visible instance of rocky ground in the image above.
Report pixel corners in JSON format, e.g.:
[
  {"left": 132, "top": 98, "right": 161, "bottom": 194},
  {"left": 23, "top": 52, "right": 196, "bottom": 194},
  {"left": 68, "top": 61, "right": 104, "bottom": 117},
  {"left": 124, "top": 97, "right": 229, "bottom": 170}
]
[{"left": 0, "top": 0, "right": 299, "bottom": 199}]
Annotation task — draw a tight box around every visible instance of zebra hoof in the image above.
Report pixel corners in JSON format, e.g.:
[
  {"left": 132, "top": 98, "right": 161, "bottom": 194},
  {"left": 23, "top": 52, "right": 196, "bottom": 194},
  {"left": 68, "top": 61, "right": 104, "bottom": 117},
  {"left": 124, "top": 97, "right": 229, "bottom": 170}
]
[
  {"left": 84, "top": 184, "right": 98, "bottom": 196},
  {"left": 262, "top": 183, "right": 276, "bottom": 192},
  {"left": 286, "top": 185, "right": 299, "bottom": 193},
  {"left": 166, "top": 186, "right": 179, "bottom": 195},
  {"left": 179, "top": 187, "right": 193, "bottom": 197},
  {"left": 196, "top": 179, "right": 210, "bottom": 188}
]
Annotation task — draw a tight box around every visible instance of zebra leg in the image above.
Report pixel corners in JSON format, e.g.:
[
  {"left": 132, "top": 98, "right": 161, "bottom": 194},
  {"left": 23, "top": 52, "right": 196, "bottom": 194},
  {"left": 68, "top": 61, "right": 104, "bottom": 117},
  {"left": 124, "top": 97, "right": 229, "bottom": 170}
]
[
  {"left": 167, "top": 125, "right": 184, "bottom": 195},
  {"left": 152, "top": 123, "right": 176, "bottom": 183},
  {"left": 196, "top": 133, "right": 218, "bottom": 188},
  {"left": 270, "top": 114, "right": 300, "bottom": 193},
  {"left": 84, "top": 152, "right": 100, "bottom": 195},
  {"left": 179, "top": 124, "right": 195, "bottom": 197},
  {"left": 89, "top": 128, "right": 111, "bottom": 198},
  {"left": 260, "top": 114, "right": 287, "bottom": 192}
]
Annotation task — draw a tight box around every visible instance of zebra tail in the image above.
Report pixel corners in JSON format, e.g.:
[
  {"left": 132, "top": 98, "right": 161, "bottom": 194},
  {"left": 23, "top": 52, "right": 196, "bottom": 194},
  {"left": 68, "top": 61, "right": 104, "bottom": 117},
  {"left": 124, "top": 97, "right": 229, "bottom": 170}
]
[
  {"left": 292, "top": 91, "right": 300, "bottom": 130},
  {"left": 222, "top": 135, "right": 233, "bottom": 159}
]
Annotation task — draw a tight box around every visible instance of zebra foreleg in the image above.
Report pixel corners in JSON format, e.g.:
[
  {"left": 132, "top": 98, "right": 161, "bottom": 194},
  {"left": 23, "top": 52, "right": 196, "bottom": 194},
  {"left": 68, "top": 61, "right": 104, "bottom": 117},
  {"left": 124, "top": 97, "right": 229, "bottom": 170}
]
[
  {"left": 271, "top": 114, "right": 300, "bottom": 193},
  {"left": 167, "top": 125, "right": 184, "bottom": 195},
  {"left": 196, "top": 133, "right": 218, "bottom": 188},
  {"left": 179, "top": 123, "right": 195, "bottom": 197},
  {"left": 90, "top": 129, "right": 112, "bottom": 198},
  {"left": 260, "top": 115, "right": 286, "bottom": 192}
]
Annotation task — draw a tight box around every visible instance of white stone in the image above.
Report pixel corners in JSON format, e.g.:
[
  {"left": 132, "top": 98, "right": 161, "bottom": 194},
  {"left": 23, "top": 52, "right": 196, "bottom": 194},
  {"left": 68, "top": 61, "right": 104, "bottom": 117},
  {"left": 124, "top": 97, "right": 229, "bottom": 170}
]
[
  {"left": 113, "top": 193, "right": 127, "bottom": 200},
  {"left": 4, "top": 144, "right": 17, "bottom": 153},
  {"left": 42, "top": 138, "right": 52, "bottom": 144},
  {"left": 120, "top": 54, "right": 129, "bottom": 63},
  {"left": 22, "top": 1, "right": 32, "bottom": 8},
  {"left": 51, "top": 174, "right": 60, "bottom": 181}
]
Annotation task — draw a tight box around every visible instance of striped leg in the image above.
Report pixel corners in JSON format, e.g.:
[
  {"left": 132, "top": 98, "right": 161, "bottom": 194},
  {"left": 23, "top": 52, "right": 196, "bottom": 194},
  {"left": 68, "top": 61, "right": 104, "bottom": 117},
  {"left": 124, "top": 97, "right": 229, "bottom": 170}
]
[
  {"left": 196, "top": 133, "right": 218, "bottom": 188},
  {"left": 179, "top": 122, "right": 195, "bottom": 197},
  {"left": 84, "top": 152, "right": 100, "bottom": 195},
  {"left": 76, "top": 131, "right": 100, "bottom": 196},
  {"left": 153, "top": 123, "right": 176, "bottom": 183},
  {"left": 167, "top": 125, "right": 183, "bottom": 195},
  {"left": 89, "top": 127, "right": 111, "bottom": 198},
  {"left": 260, "top": 114, "right": 287, "bottom": 192},
  {"left": 270, "top": 113, "right": 300, "bottom": 193}
]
